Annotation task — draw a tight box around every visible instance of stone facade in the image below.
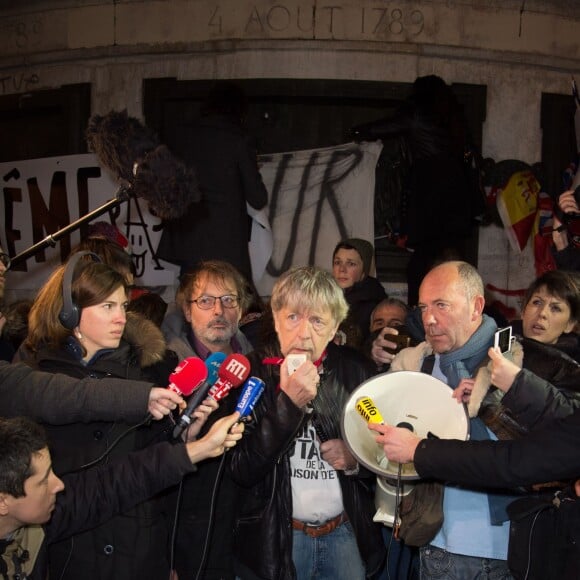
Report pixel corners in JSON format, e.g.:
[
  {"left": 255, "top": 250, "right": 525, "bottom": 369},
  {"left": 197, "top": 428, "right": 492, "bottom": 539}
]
[{"left": 1, "top": 0, "right": 579, "bottom": 306}]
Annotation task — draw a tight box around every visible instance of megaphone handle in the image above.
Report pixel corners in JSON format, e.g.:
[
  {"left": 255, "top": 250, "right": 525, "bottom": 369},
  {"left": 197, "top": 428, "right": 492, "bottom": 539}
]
[{"left": 393, "top": 463, "right": 403, "bottom": 540}]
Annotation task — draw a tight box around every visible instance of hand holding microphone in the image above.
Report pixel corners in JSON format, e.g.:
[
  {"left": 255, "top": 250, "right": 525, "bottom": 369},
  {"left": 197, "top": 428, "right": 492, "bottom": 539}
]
[
  {"left": 172, "top": 353, "right": 250, "bottom": 440},
  {"left": 358, "top": 396, "right": 420, "bottom": 464},
  {"left": 280, "top": 355, "right": 319, "bottom": 409},
  {"left": 146, "top": 356, "right": 207, "bottom": 423},
  {"left": 172, "top": 352, "right": 225, "bottom": 440},
  {"left": 185, "top": 411, "right": 244, "bottom": 464},
  {"left": 235, "top": 377, "right": 265, "bottom": 422}
]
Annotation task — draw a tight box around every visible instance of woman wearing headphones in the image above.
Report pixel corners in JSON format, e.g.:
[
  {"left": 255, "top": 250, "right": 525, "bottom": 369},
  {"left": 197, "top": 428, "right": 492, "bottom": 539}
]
[{"left": 22, "top": 253, "right": 202, "bottom": 580}]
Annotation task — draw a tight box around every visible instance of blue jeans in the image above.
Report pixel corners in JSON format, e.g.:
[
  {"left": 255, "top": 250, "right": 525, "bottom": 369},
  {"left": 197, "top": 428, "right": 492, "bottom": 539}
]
[
  {"left": 420, "top": 546, "right": 513, "bottom": 580},
  {"left": 292, "top": 521, "right": 366, "bottom": 580},
  {"left": 378, "top": 526, "right": 418, "bottom": 580}
]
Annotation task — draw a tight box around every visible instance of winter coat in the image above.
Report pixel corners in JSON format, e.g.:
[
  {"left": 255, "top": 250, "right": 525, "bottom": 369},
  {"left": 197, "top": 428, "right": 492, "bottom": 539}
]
[
  {"left": 161, "top": 309, "right": 254, "bottom": 580},
  {"left": 228, "top": 342, "right": 386, "bottom": 580},
  {"left": 0, "top": 360, "right": 154, "bottom": 423},
  {"left": 413, "top": 415, "right": 580, "bottom": 580},
  {"left": 156, "top": 114, "right": 268, "bottom": 281},
  {"left": 27, "top": 313, "right": 179, "bottom": 580},
  {"left": 0, "top": 442, "right": 194, "bottom": 580},
  {"left": 391, "top": 338, "right": 580, "bottom": 440}
]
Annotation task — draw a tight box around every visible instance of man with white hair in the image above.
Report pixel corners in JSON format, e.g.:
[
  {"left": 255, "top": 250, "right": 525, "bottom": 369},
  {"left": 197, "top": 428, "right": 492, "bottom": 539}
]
[{"left": 228, "top": 266, "right": 385, "bottom": 580}]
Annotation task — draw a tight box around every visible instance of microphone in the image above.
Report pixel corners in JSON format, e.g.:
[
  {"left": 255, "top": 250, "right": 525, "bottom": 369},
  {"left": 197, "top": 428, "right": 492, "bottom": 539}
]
[
  {"left": 235, "top": 377, "right": 265, "bottom": 421},
  {"left": 145, "top": 357, "right": 207, "bottom": 424},
  {"left": 208, "top": 353, "right": 251, "bottom": 402},
  {"left": 167, "top": 357, "right": 209, "bottom": 397},
  {"left": 172, "top": 352, "right": 226, "bottom": 439},
  {"left": 355, "top": 396, "right": 385, "bottom": 425},
  {"left": 85, "top": 109, "right": 201, "bottom": 220}
]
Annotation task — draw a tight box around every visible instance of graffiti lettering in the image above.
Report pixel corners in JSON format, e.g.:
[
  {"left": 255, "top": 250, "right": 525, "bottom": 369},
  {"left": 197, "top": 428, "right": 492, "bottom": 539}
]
[
  {"left": 265, "top": 149, "right": 362, "bottom": 277},
  {"left": 28, "top": 171, "right": 72, "bottom": 264},
  {"left": 0, "top": 73, "right": 40, "bottom": 95},
  {"left": 2, "top": 168, "right": 23, "bottom": 263}
]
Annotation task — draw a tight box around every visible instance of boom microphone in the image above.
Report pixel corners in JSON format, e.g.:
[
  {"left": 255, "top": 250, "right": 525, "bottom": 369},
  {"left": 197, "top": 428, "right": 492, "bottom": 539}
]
[
  {"left": 86, "top": 109, "right": 201, "bottom": 220},
  {"left": 172, "top": 352, "right": 226, "bottom": 439},
  {"left": 208, "top": 353, "right": 251, "bottom": 402}
]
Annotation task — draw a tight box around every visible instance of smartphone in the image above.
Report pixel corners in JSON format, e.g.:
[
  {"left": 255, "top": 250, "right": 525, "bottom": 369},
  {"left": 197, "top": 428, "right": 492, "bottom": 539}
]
[
  {"left": 494, "top": 326, "right": 512, "bottom": 354},
  {"left": 382, "top": 325, "right": 412, "bottom": 355}
]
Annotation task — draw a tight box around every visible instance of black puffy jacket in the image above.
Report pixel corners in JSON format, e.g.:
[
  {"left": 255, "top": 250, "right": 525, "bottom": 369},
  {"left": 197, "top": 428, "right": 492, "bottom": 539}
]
[{"left": 228, "top": 342, "right": 385, "bottom": 580}]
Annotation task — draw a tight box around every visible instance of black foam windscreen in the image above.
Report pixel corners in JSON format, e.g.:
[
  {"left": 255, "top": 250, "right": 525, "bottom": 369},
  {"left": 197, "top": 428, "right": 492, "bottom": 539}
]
[{"left": 59, "top": 251, "right": 102, "bottom": 330}]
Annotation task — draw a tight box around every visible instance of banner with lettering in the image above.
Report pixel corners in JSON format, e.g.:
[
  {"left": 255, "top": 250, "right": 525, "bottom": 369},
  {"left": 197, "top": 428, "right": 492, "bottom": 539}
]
[
  {"left": 255, "top": 141, "right": 382, "bottom": 295},
  {"left": 0, "top": 154, "right": 177, "bottom": 293},
  {"left": 0, "top": 141, "right": 380, "bottom": 297}
]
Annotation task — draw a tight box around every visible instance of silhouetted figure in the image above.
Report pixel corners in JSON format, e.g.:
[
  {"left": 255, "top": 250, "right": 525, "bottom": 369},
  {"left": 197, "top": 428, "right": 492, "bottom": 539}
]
[
  {"left": 156, "top": 81, "right": 268, "bottom": 282},
  {"left": 352, "top": 75, "right": 484, "bottom": 305}
]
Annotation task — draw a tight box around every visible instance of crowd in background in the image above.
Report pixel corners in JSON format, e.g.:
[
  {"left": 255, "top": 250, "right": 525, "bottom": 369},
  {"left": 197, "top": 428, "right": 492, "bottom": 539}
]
[{"left": 0, "top": 76, "right": 579, "bottom": 580}]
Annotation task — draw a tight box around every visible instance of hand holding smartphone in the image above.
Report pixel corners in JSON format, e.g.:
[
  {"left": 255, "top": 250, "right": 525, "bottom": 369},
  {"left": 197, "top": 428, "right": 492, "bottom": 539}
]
[
  {"left": 494, "top": 326, "right": 512, "bottom": 354},
  {"left": 381, "top": 325, "right": 412, "bottom": 355}
]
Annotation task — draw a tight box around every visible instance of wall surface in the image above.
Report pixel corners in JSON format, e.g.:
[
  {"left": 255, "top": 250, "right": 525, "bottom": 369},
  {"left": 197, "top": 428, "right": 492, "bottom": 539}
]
[{"left": 1, "top": 0, "right": 579, "bottom": 307}]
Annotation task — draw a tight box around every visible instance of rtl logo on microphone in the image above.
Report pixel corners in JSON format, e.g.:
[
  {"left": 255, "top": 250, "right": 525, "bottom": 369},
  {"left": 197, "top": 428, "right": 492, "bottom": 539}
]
[{"left": 226, "top": 357, "right": 249, "bottom": 380}]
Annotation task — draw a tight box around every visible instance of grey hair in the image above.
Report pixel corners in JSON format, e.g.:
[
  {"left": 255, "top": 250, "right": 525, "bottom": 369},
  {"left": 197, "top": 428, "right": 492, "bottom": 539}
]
[
  {"left": 371, "top": 297, "right": 409, "bottom": 319},
  {"left": 270, "top": 266, "right": 349, "bottom": 325},
  {"left": 455, "top": 261, "right": 484, "bottom": 301}
]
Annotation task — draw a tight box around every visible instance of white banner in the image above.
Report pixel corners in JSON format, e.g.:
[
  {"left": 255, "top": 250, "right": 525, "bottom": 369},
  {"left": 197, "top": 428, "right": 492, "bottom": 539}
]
[
  {"left": 0, "top": 154, "right": 178, "bottom": 294},
  {"left": 254, "top": 141, "right": 382, "bottom": 295},
  {"left": 1, "top": 141, "right": 381, "bottom": 298}
]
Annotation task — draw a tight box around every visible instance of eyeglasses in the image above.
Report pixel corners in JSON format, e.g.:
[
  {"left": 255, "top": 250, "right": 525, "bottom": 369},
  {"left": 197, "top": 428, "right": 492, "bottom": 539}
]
[
  {"left": 188, "top": 294, "right": 239, "bottom": 310},
  {"left": 0, "top": 252, "right": 10, "bottom": 269}
]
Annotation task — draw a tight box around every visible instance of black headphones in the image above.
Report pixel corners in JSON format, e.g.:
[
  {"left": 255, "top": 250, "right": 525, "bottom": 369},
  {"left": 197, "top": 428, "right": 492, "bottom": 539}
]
[{"left": 59, "top": 251, "right": 102, "bottom": 330}]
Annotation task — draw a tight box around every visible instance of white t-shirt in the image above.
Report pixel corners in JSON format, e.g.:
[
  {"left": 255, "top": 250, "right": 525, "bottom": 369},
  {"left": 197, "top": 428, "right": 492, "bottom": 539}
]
[{"left": 290, "top": 420, "right": 344, "bottom": 523}]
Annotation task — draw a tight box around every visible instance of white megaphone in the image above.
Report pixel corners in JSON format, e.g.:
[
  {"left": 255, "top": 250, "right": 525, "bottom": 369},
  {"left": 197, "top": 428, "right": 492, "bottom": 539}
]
[
  {"left": 341, "top": 371, "right": 469, "bottom": 527},
  {"left": 374, "top": 477, "right": 414, "bottom": 526},
  {"left": 341, "top": 371, "right": 469, "bottom": 481}
]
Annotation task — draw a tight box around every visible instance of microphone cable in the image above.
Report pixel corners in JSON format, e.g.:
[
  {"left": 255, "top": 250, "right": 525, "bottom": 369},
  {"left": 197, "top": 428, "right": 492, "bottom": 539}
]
[
  {"left": 74, "top": 416, "right": 151, "bottom": 472},
  {"left": 194, "top": 451, "right": 227, "bottom": 580},
  {"left": 167, "top": 423, "right": 227, "bottom": 580}
]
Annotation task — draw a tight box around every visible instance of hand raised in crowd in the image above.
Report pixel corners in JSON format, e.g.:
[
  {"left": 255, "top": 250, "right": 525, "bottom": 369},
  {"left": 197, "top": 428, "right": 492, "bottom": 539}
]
[
  {"left": 147, "top": 387, "right": 186, "bottom": 420},
  {"left": 279, "top": 357, "right": 319, "bottom": 409},
  {"left": 185, "top": 411, "right": 244, "bottom": 464},
  {"left": 320, "top": 439, "right": 358, "bottom": 472},
  {"left": 182, "top": 397, "right": 219, "bottom": 441},
  {"left": 368, "top": 422, "right": 420, "bottom": 464},
  {"left": 558, "top": 189, "right": 580, "bottom": 215},
  {"left": 370, "top": 326, "right": 402, "bottom": 367},
  {"left": 552, "top": 214, "right": 569, "bottom": 251},
  {"left": 487, "top": 346, "right": 520, "bottom": 392}
]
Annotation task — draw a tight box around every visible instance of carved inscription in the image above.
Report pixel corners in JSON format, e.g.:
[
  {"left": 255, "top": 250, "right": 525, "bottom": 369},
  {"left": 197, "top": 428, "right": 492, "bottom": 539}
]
[{"left": 209, "top": 4, "right": 426, "bottom": 37}]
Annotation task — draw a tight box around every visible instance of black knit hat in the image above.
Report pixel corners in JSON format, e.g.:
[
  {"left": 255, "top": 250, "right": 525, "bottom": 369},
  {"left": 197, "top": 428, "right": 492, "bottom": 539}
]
[{"left": 333, "top": 238, "right": 374, "bottom": 277}]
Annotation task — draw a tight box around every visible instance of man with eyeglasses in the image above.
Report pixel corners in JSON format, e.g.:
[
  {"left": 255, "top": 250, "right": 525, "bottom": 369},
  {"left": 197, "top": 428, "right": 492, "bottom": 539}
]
[{"left": 161, "top": 259, "right": 253, "bottom": 580}]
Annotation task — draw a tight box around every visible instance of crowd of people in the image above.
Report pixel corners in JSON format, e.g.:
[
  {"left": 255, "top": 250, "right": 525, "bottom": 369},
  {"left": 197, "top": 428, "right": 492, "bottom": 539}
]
[{"left": 1, "top": 79, "right": 580, "bottom": 580}]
